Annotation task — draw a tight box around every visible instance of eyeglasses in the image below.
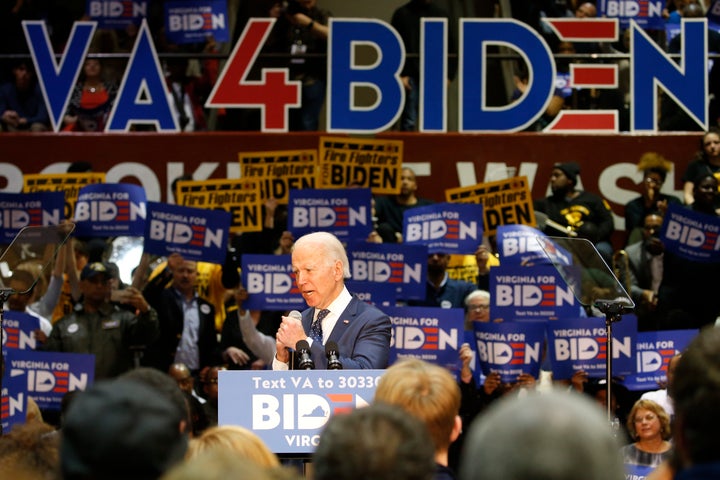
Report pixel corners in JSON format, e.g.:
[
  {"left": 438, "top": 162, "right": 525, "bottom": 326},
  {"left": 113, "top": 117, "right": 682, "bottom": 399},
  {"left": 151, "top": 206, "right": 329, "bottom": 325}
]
[
  {"left": 468, "top": 304, "right": 490, "bottom": 311},
  {"left": 634, "top": 413, "right": 657, "bottom": 423},
  {"left": 205, "top": 378, "right": 219, "bottom": 384}
]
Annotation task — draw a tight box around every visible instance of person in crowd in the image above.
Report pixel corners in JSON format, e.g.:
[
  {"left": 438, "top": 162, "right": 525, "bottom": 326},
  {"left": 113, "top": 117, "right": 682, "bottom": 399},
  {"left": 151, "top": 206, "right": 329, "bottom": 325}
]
[
  {"left": 0, "top": 421, "right": 60, "bottom": 479},
  {"left": 534, "top": 162, "right": 615, "bottom": 262},
  {"left": 61, "top": 377, "right": 188, "bottom": 480},
  {"left": 162, "top": 450, "right": 299, "bottom": 480},
  {"left": 121, "top": 367, "right": 193, "bottom": 437},
  {"left": 4, "top": 269, "right": 52, "bottom": 337},
  {"left": 234, "top": 284, "right": 276, "bottom": 366},
  {"left": 656, "top": 173, "right": 720, "bottom": 329},
  {"left": 624, "top": 152, "right": 681, "bottom": 243},
  {"left": 620, "top": 399, "right": 673, "bottom": 470},
  {"left": 169, "top": 362, "right": 207, "bottom": 406},
  {"left": 458, "top": 390, "right": 625, "bottom": 480},
  {"left": 374, "top": 166, "right": 434, "bottom": 242},
  {"left": 277, "top": 0, "right": 331, "bottom": 131},
  {"left": 142, "top": 257, "right": 223, "bottom": 374},
  {"left": 641, "top": 353, "right": 681, "bottom": 417},
  {"left": 313, "top": 402, "right": 436, "bottom": 480},
  {"left": 681, "top": 128, "right": 720, "bottom": 206},
  {"left": 42, "top": 262, "right": 158, "bottom": 379},
  {"left": 463, "top": 289, "right": 494, "bottom": 329},
  {"left": 200, "top": 365, "right": 225, "bottom": 426},
  {"left": 273, "top": 231, "right": 391, "bottom": 370},
  {"left": 408, "top": 252, "right": 476, "bottom": 309},
  {"left": 185, "top": 425, "right": 280, "bottom": 467},
  {"left": 0, "top": 60, "right": 49, "bottom": 131},
  {"left": 391, "top": 0, "right": 456, "bottom": 131},
  {"left": 624, "top": 212, "right": 665, "bottom": 331},
  {"left": 375, "top": 358, "right": 462, "bottom": 480},
  {"left": 664, "top": 326, "right": 720, "bottom": 479},
  {"left": 62, "top": 58, "right": 118, "bottom": 132},
  {"left": 164, "top": 56, "right": 209, "bottom": 132}
]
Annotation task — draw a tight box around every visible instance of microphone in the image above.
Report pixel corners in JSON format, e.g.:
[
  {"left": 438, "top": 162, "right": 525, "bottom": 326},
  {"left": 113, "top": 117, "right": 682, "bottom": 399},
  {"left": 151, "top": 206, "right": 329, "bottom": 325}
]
[
  {"left": 287, "top": 310, "right": 302, "bottom": 321},
  {"left": 295, "top": 340, "right": 315, "bottom": 370},
  {"left": 326, "top": 341, "right": 343, "bottom": 370}
]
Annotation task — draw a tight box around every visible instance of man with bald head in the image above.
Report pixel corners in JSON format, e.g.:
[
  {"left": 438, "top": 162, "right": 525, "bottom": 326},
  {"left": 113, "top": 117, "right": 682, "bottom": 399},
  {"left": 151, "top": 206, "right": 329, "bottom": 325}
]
[{"left": 273, "top": 232, "right": 391, "bottom": 370}]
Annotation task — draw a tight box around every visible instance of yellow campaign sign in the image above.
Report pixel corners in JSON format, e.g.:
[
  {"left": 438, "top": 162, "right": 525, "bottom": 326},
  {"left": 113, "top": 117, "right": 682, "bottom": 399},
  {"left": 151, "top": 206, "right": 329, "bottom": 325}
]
[
  {"left": 238, "top": 149, "right": 318, "bottom": 203},
  {"left": 176, "top": 179, "right": 263, "bottom": 233},
  {"left": 445, "top": 176, "right": 536, "bottom": 236},
  {"left": 23, "top": 173, "right": 106, "bottom": 220},
  {"left": 318, "top": 136, "right": 403, "bottom": 194}
]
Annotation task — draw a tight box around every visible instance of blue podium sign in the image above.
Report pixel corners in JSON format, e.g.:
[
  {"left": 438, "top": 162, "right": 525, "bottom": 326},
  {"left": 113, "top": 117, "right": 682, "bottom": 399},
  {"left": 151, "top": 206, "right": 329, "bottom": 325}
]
[{"left": 218, "top": 369, "right": 384, "bottom": 454}]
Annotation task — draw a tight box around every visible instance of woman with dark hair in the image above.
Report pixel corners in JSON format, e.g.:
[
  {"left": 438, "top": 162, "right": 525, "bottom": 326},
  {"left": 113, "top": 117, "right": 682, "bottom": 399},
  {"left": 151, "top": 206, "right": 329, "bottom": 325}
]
[{"left": 62, "top": 58, "right": 118, "bottom": 131}]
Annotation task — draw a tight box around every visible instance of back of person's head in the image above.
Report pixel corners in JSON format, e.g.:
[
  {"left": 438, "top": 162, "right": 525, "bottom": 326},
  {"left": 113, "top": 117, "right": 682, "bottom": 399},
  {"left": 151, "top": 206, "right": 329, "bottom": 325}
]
[
  {"left": 161, "top": 449, "right": 299, "bottom": 480},
  {"left": 186, "top": 425, "right": 279, "bottom": 467},
  {"left": 61, "top": 378, "right": 188, "bottom": 480},
  {"left": 0, "top": 421, "right": 59, "bottom": 479},
  {"left": 374, "top": 358, "right": 461, "bottom": 452},
  {"left": 459, "top": 390, "right": 624, "bottom": 480},
  {"left": 671, "top": 326, "right": 720, "bottom": 466},
  {"left": 121, "top": 367, "right": 189, "bottom": 431},
  {"left": 313, "top": 403, "right": 435, "bottom": 480}
]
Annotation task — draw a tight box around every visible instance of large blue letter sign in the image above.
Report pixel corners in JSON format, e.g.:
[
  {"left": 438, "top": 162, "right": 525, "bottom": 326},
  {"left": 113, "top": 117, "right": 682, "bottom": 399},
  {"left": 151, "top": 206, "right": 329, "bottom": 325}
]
[
  {"left": 22, "top": 21, "right": 97, "bottom": 132},
  {"left": 632, "top": 19, "right": 708, "bottom": 131},
  {"left": 106, "top": 20, "right": 178, "bottom": 132},
  {"left": 460, "top": 19, "right": 554, "bottom": 132},
  {"left": 328, "top": 19, "right": 405, "bottom": 134}
]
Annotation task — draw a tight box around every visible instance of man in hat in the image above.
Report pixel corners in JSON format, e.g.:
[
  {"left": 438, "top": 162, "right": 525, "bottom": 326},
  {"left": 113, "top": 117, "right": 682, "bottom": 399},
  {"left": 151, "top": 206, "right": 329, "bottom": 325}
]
[
  {"left": 534, "top": 162, "right": 615, "bottom": 262},
  {"left": 43, "top": 262, "right": 159, "bottom": 379}
]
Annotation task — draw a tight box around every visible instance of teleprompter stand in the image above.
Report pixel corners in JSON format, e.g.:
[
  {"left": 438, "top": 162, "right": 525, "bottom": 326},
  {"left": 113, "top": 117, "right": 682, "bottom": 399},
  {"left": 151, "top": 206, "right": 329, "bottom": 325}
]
[
  {"left": 536, "top": 236, "right": 635, "bottom": 423},
  {"left": 1, "top": 224, "right": 74, "bottom": 434}
]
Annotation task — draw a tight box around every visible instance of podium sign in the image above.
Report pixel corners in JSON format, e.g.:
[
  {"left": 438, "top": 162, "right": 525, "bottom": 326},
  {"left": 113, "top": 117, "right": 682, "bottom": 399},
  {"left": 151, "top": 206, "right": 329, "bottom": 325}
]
[{"left": 218, "top": 370, "right": 384, "bottom": 454}]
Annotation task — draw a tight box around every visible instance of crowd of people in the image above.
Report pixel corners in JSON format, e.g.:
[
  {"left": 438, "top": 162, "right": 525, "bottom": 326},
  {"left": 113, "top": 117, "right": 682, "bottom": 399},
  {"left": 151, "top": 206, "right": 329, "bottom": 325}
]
[
  {"left": 1, "top": 128, "right": 719, "bottom": 478},
  {"left": 2, "top": 0, "right": 719, "bottom": 132}
]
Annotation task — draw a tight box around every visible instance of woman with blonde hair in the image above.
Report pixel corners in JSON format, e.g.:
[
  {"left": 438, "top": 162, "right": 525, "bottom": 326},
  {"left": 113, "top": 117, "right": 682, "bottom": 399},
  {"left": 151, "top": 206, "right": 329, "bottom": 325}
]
[
  {"left": 620, "top": 399, "right": 673, "bottom": 469},
  {"left": 186, "top": 425, "right": 279, "bottom": 468}
]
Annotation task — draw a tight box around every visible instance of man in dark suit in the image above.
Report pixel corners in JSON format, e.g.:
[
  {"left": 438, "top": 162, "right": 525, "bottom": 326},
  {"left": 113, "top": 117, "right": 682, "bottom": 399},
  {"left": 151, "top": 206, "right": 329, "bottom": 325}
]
[
  {"left": 273, "top": 232, "right": 391, "bottom": 370},
  {"left": 142, "top": 257, "right": 221, "bottom": 374},
  {"left": 625, "top": 212, "right": 664, "bottom": 331}
]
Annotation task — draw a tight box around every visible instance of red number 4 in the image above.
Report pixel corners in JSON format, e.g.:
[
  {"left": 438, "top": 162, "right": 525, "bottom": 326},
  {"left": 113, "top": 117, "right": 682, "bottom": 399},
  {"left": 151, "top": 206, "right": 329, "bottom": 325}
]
[{"left": 205, "top": 18, "right": 301, "bottom": 132}]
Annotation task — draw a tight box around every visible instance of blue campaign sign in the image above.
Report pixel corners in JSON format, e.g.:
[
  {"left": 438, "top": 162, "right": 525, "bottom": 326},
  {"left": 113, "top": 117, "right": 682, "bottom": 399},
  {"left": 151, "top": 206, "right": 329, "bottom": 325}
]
[
  {"left": 73, "top": 183, "right": 147, "bottom": 237},
  {"left": 241, "top": 254, "right": 306, "bottom": 311},
  {"left": 165, "top": 0, "right": 229, "bottom": 45},
  {"left": 383, "top": 306, "right": 464, "bottom": 373},
  {"left": 546, "top": 315, "right": 637, "bottom": 380},
  {"left": 87, "top": 0, "right": 148, "bottom": 29},
  {"left": 4, "top": 350, "right": 95, "bottom": 410},
  {"left": 345, "top": 241, "right": 427, "bottom": 301},
  {"left": 491, "top": 265, "right": 578, "bottom": 321},
  {"left": 622, "top": 329, "right": 698, "bottom": 391},
  {"left": 472, "top": 321, "right": 545, "bottom": 383},
  {"left": 0, "top": 191, "right": 64, "bottom": 242},
  {"left": 218, "top": 369, "right": 384, "bottom": 454},
  {"left": 2, "top": 311, "right": 41, "bottom": 356},
  {"left": 661, "top": 203, "right": 720, "bottom": 262},
  {"left": 288, "top": 188, "right": 372, "bottom": 242},
  {"left": 598, "top": 0, "right": 666, "bottom": 30},
  {"left": 345, "top": 280, "right": 396, "bottom": 308},
  {"left": 496, "top": 224, "right": 555, "bottom": 266},
  {"left": 1, "top": 370, "right": 27, "bottom": 433},
  {"left": 144, "top": 201, "right": 230, "bottom": 264},
  {"left": 403, "top": 202, "right": 484, "bottom": 254}
]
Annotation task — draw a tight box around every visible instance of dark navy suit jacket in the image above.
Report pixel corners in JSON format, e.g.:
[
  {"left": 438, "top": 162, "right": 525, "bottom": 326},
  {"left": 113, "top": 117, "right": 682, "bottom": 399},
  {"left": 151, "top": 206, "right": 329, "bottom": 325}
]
[{"left": 300, "top": 294, "right": 391, "bottom": 369}]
